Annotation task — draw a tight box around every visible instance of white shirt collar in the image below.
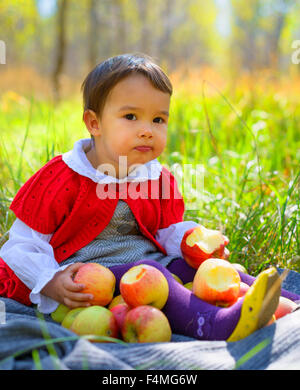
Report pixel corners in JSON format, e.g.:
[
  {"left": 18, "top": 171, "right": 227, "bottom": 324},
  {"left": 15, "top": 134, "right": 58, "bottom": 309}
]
[{"left": 62, "top": 138, "right": 163, "bottom": 184}]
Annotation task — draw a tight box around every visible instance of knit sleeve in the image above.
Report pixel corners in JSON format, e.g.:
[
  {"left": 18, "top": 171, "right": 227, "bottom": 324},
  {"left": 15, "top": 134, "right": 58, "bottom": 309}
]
[
  {"left": 159, "top": 166, "right": 185, "bottom": 229},
  {"left": 9, "top": 155, "right": 80, "bottom": 234}
]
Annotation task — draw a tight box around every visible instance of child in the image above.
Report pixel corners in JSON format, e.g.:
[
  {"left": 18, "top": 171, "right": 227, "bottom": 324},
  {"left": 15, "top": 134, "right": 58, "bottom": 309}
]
[{"left": 0, "top": 53, "right": 298, "bottom": 342}]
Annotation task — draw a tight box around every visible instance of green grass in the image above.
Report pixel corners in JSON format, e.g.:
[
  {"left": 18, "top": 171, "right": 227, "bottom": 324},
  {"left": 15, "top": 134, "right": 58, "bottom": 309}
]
[
  {"left": 0, "top": 76, "right": 299, "bottom": 370},
  {"left": 0, "top": 80, "right": 299, "bottom": 276}
]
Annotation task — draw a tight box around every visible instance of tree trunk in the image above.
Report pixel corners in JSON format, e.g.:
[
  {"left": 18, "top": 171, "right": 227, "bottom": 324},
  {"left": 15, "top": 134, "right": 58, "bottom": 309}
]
[
  {"left": 112, "top": 0, "right": 127, "bottom": 54},
  {"left": 137, "top": 0, "right": 151, "bottom": 54},
  {"left": 88, "top": 0, "right": 99, "bottom": 68},
  {"left": 52, "top": 0, "right": 69, "bottom": 102}
]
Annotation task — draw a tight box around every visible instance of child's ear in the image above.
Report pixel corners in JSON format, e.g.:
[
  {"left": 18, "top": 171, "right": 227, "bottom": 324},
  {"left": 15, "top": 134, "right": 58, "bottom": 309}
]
[{"left": 83, "top": 109, "right": 101, "bottom": 137}]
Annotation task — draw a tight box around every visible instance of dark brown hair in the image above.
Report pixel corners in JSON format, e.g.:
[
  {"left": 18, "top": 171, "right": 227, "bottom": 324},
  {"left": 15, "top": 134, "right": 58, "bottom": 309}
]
[{"left": 81, "top": 53, "right": 173, "bottom": 141}]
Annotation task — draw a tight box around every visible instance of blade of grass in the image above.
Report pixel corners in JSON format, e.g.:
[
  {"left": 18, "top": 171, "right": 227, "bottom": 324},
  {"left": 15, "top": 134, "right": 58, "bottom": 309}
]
[
  {"left": 233, "top": 337, "right": 271, "bottom": 369},
  {"left": 32, "top": 349, "right": 42, "bottom": 370},
  {"left": 0, "top": 333, "right": 128, "bottom": 368},
  {"left": 16, "top": 96, "right": 34, "bottom": 182}
]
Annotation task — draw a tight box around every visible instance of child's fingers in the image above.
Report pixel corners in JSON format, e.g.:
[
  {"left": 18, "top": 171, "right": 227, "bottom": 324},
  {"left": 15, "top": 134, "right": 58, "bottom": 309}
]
[
  {"left": 64, "top": 290, "right": 94, "bottom": 303},
  {"left": 63, "top": 296, "right": 91, "bottom": 309},
  {"left": 66, "top": 262, "right": 86, "bottom": 275},
  {"left": 64, "top": 278, "right": 86, "bottom": 292}
]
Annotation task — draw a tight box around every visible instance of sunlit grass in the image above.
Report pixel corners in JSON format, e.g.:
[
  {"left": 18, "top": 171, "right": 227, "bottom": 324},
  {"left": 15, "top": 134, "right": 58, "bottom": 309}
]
[
  {"left": 0, "top": 71, "right": 299, "bottom": 278},
  {"left": 1, "top": 70, "right": 298, "bottom": 370}
]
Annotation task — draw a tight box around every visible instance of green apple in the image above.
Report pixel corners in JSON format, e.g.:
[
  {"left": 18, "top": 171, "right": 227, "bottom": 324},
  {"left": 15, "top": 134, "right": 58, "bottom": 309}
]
[
  {"left": 171, "top": 273, "right": 183, "bottom": 285},
  {"left": 71, "top": 306, "right": 118, "bottom": 342},
  {"left": 61, "top": 307, "right": 86, "bottom": 329},
  {"left": 51, "top": 304, "right": 70, "bottom": 323},
  {"left": 184, "top": 282, "right": 193, "bottom": 291}
]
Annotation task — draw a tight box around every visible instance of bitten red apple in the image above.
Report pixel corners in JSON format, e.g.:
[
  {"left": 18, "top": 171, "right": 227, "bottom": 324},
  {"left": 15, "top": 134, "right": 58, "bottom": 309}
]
[
  {"left": 120, "top": 264, "right": 169, "bottom": 309},
  {"left": 73, "top": 263, "right": 116, "bottom": 306},
  {"left": 181, "top": 225, "right": 229, "bottom": 269},
  {"left": 121, "top": 305, "right": 172, "bottom": 343},
  {"left": 274, "top": 296, "right": 298, "bottom": 320},
  {"left": 192, "top": 258, "right": 241, "bottom": 306},
  {"left": 71, "top": 306, "right": 118, "bottom": 342}
]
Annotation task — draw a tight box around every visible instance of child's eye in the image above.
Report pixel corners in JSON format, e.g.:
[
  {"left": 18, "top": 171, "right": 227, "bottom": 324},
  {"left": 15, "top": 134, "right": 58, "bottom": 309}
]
[
  {"left": 125, "top": 113, "right": 136, "bottom": 121},
  {"left": 153, "top": 117, "right": 164, "bottom": 124}
]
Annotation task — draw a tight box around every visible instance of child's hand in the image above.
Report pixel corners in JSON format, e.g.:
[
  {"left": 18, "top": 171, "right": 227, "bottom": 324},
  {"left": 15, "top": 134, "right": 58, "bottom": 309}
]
[{"left": 41, "top": 262, "right": 94, "bottom": 309}]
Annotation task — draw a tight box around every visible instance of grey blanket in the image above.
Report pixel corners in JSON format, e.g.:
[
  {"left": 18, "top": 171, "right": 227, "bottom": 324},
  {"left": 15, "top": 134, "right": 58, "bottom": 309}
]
[{"left": 0, "top": 268, "right": 300, "bottom": 370}]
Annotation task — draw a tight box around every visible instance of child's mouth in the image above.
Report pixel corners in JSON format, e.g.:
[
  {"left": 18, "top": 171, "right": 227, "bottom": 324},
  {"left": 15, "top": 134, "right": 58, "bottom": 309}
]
[{"left": 135, "top": 146, "right": 152, "bottom": 152}]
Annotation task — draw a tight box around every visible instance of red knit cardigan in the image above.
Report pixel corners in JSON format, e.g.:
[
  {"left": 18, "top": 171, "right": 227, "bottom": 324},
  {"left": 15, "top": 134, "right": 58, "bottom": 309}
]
[{"left": 0, "top": 155, "right": 185, "bottom": 305}]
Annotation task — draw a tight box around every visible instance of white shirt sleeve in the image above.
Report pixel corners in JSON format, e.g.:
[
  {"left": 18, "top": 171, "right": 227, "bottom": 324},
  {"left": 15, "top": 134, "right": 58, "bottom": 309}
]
[
  {"left": 155, "top": 221, "right": 200, "bottom": 258},
  {"left": 0, "top": 218, "right": 71, "bottom": 313}
]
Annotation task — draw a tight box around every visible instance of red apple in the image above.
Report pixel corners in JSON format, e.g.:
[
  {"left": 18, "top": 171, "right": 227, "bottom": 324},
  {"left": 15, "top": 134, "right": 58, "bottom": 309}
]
[
  {"left": 108, "top": 294, "right": 126, "bottom": 309},
  {"left": 238, "top": 282, "right": 250, "bottom": 297},
  {"left": 120, "top": 264, "right": 169, "bottom": 309},
  {"left": 274, "top": 296, "right": 298, "bottom": 320},
  {"left": 181, "top": 225, "right": 229, "bottom": 269},
  {"left": 110, "top": 303, "right": 131, "bottom": 332},
  {"left": 73, "top": 263, "right": 116, "bottom": 306},
  {"left": 71, "top": 305, "right": 118, "bottom": 342},
  {"left": 121, "top": 305, "right": 172, "bottom": 343},
  {"left": 265, "top": 314, "right": 276, "bottom": 327},
  {"left": 192, "top": 258, "right": 241, "bottom": 306}
]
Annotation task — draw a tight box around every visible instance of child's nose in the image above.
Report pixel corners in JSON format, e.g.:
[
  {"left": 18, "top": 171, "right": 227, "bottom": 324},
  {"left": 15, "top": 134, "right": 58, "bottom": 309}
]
[{"left": 138, "top": 125, "right": 153, "bottom": 138}]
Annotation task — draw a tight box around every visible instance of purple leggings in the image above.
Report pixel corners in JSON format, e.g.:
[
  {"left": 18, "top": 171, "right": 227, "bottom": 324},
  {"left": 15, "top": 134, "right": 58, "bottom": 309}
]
[
  {"left": 109, "top": 257, "right": 300, "bottom": 341},
  {"left": 167, "top": 257, "right": 300, "bottom": 302}
]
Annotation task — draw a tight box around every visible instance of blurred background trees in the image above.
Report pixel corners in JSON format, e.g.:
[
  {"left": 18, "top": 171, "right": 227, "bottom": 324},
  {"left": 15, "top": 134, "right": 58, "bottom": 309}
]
[{"left": 0, "top": 0, "right": 299, "bottom": 100}]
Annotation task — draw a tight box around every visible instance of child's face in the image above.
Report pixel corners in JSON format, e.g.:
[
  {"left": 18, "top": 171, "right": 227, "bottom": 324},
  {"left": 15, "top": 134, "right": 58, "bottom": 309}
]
[{"left": 85, "top": 73, "right": 170, "bottom": 178}]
